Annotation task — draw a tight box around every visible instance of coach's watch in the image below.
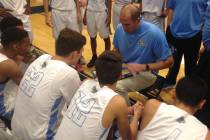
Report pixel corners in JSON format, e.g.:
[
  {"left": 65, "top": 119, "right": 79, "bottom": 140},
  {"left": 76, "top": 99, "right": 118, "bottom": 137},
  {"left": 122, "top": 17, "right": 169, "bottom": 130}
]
[{"left": 145, "top": 64, "right": 150, "bottom": 71}]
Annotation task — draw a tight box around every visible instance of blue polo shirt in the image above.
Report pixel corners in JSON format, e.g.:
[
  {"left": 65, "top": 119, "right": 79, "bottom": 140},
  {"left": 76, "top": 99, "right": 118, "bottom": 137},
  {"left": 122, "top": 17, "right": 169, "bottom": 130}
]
[
  {"left": 167, "top": 0, "right": 208, "bottom": 38},
  {"left": 113, "top": 20, "right": 172, "bottom": 64},
  {"left": 203, "top": 0, "right": 210, "bottom": 50}
]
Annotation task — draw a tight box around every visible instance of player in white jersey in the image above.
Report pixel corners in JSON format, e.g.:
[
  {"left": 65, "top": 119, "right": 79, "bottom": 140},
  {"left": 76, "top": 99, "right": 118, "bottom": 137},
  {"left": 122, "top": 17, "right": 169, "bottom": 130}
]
[
  {"left": 11, "top": 28, "right": 86, "bottom": 140},
  {"left": 112, "top": 0, "right": 132, "bottom": 30},
  {"left": 138, "top": 75, "right": 210, "bottom": 140},
  {"left": 142, "top": 0, "right": 166, "bottom": 31},
  {"left": 0, "top": 27, "right": 30, "bottom": 129},
  {"left": 84, "top": 0, "right": 112, "bottom": 68},
  {"left": 0, "top": 0, "right": 33, "bottom": 42},
  {"left": 44, "top": 0, "right": 82, "bottom": 39},
  {"left": 55, "top": 51, "right": 143, "bottom": 140}
]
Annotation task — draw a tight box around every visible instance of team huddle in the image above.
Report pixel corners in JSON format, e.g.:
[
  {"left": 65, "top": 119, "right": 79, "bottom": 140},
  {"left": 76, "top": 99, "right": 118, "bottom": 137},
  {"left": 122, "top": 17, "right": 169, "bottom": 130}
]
[{"left": 0, "top": 0, "right": 210, "bottom": 140}]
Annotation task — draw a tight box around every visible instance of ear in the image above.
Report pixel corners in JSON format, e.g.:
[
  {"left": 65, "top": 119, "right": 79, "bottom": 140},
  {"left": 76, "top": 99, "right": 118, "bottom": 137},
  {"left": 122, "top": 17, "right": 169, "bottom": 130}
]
[
  {"left": 198, "top": 100, "right": 206, "bottom": 110},
  {"left": 170, "top": 89, "right": 176, "bottom": 98},
  {"left": 11, "top": 43, "right": 18, "bottom": 51},
  {"left": 68, "top": 51, "right": 75, "bottom": 59},
  {"left": 135, "top": 17, "right": 140, "bottom": 24},
  {"left": 169, "top": 88, "right": 176, "bottom": 104}
]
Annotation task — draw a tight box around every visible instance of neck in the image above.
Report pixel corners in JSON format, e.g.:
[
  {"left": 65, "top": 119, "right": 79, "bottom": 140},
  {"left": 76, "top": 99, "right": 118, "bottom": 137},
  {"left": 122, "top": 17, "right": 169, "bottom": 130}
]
[
  {"left": 100, "top": 83, "right": 116, "bottom": 91},
  {"left": 174, "top": 101, "right": 197, "bottom": 115},
  {"left": 0, "top": 48, "right": 16, "bottom": 59},
  {"left": 52, "top": 55, "right": 74, "bottom": 65}
]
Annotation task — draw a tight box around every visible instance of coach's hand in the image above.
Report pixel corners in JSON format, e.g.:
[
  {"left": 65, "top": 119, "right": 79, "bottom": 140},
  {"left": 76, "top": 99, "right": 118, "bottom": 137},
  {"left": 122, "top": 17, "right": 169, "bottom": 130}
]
[{"left": 126, "top": 63, "right": 146, "bottom": 73}]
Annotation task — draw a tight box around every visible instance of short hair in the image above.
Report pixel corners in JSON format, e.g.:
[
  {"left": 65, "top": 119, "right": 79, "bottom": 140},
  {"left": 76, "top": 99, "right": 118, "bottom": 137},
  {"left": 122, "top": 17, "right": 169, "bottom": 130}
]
[
  {"left": 56, "top": 28, "right": 86, "bottom": 56},
  {"left": 95, "top": 51, "right": 122, "bottom": 85},
  {"left": 0, "top": 16, "right": 23, "bottom": 32},
  {"left": 1, "top": 27, "right": 28, "bottom": 48},
  {"left": 121, "top": 3, "right": 141, "bottom": 21},
  {"left": 176, "top": 75, "right": 208, "bottom": 107}
]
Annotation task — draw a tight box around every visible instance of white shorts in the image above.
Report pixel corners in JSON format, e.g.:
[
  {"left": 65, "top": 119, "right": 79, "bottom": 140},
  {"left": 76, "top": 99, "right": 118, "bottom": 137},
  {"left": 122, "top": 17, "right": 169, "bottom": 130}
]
[
  {"left": 112, "top": 4, "right": 124, "bottom": 30},
  {"left": 51, "top": 9, "right": 80, "bottom": 39},
  {"left": 86, "top": 10, "right": 110, "bottom": 39},
  {"left": 142, "top": 12, "right": 165, "bottom": 31}
]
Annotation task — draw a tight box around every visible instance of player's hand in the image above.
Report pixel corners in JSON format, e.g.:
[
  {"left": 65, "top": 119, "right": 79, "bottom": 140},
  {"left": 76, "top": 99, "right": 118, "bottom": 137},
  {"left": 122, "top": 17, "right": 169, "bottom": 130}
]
[
  {"left": 133, "top": 101, "right": 144, "bottom": 119},
  {"left": 105, "top": 15, "right": 111, "bottom": 26},
  {"left": 45, "top": 15, "right": 52, "bottom": 27},
  {"left": 128, "top": 106, "right": 134, "bottom": 115},
  {"left": 24, "top": 4, "right": 31, "bottom": 15},
  {"left": 126, "top": 63, "right": 146, "bottom": 73},
  {"left": 0, "top": 8, "right": 13, "bottom": 17}
]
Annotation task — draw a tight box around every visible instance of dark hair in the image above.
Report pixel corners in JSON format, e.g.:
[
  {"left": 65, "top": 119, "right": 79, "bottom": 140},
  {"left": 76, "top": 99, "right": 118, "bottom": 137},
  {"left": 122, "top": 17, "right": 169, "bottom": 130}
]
[
  {"left": 56, "top": 28, "right": 86, "bottom": 56},
  {"left": 1, "top": 27, "right": 28, "bottom": 48},
  {"left": 176, "top": 75, "right": 208, "bottom": 107},
  {"left": 95, "top": 51, "right": 122, "bottom": 85},
  {"left": 0, "top": 16, "right": 23, "bottom": 32}
]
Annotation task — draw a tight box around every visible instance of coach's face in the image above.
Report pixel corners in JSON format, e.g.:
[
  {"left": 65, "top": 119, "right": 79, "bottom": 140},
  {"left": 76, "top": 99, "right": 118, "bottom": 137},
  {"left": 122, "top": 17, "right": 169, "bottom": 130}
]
[{"left": 120, "top": 14, "right": 140, "bottom": 34}]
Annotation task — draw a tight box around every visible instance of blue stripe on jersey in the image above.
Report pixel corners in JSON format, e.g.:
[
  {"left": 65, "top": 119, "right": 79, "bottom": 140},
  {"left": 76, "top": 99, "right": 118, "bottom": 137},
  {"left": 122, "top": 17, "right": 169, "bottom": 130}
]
[
  {"left": 0, "top": 83, "right": 5, "bottom": 92},
  {"left": 99, "top": 128, "right": 109, "bottom": 140},
  {"left": 46, "top": 96, "right": 63, "bottom": 140},
  {"left": 0, "top": 94, "right": 12, "bottom": 119}
]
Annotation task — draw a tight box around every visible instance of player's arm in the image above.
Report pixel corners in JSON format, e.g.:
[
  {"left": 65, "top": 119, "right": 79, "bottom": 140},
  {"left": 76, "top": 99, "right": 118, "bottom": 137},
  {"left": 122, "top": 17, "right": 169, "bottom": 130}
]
[
  {"left": 107, "top": 96, "right": 143, "bottom": 140},
  {"left": 205, "top": 131, "right": 210, "bottom": 140},
  {"left": 2, "top": 60, "right": 23, "bottom": 85},
  {"left": 129, "top": 101, "right": 144, "bottom": 140}
]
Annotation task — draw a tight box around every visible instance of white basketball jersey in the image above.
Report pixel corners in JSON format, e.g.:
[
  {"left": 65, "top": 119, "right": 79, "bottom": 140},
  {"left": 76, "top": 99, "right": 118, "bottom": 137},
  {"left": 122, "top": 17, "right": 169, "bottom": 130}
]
[
  {"left": 55, "top": 79, "right": 118, "bottom": 140},
  {"left": 138, "top": 103, "right": 208, "bottom": 140},
  {"left": 11, "top": 54, "right": 81, "bottom": 140},
  {"left": 51, "top": 0, "right": 76, "bottom": 11},
  {"left": 0, "top": 53, "right": 8, "bottom": 63}
]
